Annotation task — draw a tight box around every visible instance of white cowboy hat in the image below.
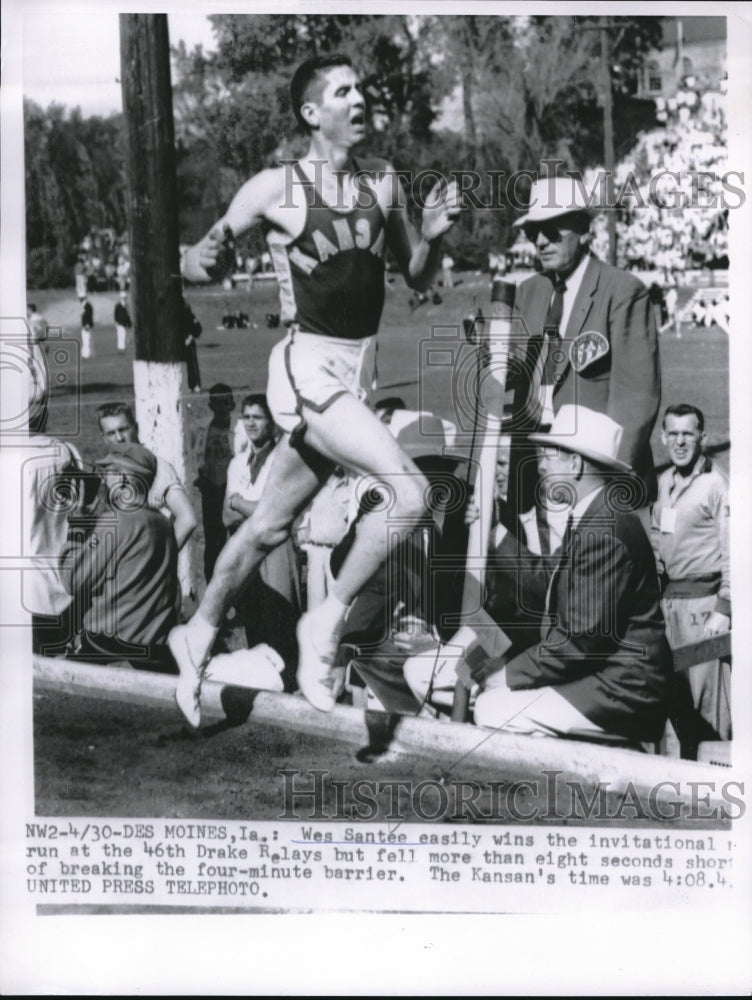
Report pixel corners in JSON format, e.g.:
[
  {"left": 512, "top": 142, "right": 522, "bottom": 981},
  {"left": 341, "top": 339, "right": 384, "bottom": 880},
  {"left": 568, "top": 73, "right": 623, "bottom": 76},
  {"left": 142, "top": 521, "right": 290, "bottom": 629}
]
[
  {"left": 391, "top": 410, "right": 465, "bottom": 465},
  {"left": 514, "top": 176, "right": 600, "bottom": 227},
  {"left": 528, "top": 405, "right": 632, "bottom": 472}
]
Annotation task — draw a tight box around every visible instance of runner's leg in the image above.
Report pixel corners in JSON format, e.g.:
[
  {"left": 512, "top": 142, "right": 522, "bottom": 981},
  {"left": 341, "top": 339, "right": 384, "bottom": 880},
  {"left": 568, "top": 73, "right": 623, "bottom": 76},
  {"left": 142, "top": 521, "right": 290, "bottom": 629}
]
[
  {"left": 289, "top": 394, "right": 430, "bottom": 711},
  {"left": 301, "top": 392, "right": 429, "bottom": 605},
  {"left": 170, "top": 432, "right": 329, "bottom": 724},
  {"left": 203, "top": 433, "right": 328, "bottom": 623}
]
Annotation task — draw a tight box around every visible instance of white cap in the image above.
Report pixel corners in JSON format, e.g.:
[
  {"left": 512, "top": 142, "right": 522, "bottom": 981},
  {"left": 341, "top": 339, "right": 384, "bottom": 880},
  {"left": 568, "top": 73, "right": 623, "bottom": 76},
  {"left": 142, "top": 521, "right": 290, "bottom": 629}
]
[{"left": 514, "top": 176, "right": 600, "bottom": 227}]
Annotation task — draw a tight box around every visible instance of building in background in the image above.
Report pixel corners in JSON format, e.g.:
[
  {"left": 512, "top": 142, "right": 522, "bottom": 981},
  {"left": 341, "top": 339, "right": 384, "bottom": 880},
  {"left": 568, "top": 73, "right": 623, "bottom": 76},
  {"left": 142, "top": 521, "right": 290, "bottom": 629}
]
[{"left": 638, "top": 17, "right": 726, "bottom": 101}]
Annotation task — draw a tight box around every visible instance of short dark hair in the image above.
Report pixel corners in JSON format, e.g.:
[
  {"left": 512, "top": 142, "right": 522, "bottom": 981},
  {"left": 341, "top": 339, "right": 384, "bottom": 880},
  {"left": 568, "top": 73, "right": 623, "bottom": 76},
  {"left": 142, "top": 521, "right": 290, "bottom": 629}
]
[
  {"left": 290, "top": 54, "right": 353, "bottom": 131},
  {"left": 241, "top": 394, "right": 272, "bottom": 420},
  {"left": 209, "top": 387, "right": 235, "bottom": 414},
  {"left": 663, "top": 403, "right": 705, "bottom": 433},
  {"left": 97, "top": 401, "right": 136, "bottom": 428},
  {"left": 28, "top": 303, "right": 37, "bottom": 312}
]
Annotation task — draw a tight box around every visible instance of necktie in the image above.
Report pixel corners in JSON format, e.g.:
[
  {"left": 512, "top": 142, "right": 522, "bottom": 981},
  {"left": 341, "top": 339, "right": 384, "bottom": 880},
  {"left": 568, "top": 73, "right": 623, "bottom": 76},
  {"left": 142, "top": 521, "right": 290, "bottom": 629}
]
[
  {"left": 542, "top": 513, "right": 574, "bottom": 638},
  {"left": 249, "top": 447, "right": 265, "bottom": 484},
  {"left": 542, "top": 277, "right": 567, "bottom": 391}
]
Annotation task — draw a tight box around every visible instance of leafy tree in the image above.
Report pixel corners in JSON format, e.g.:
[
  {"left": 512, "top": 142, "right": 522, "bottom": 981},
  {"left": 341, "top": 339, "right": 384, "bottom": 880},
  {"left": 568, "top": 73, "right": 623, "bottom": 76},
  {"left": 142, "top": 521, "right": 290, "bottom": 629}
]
[
  {"left": 24, "top": 100, "right": 126, "bottom": 286},
  {"left": 424, "top": 14, "right": 661, "bottom": 257}
]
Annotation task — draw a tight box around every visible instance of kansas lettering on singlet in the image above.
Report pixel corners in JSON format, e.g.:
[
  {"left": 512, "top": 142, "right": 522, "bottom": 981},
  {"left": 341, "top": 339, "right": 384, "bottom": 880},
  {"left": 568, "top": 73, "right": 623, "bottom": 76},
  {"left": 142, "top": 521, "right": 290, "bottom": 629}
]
[{"left": 267, "top": 160, "right": 386, "bottom": 340}]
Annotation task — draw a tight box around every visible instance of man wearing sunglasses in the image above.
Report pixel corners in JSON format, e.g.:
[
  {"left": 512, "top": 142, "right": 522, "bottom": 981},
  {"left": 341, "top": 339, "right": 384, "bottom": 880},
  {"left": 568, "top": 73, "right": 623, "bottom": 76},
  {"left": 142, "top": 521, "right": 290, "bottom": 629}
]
[{"left": 508, "top": 176, "right": 660, "bottom": 544}]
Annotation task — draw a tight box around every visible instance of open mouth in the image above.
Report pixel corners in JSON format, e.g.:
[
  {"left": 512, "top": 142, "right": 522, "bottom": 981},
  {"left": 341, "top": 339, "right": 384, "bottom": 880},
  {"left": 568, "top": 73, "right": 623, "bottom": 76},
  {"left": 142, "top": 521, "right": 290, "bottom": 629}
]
[{"left": 351, "top": 113, "right": 365, "bottom": 126}]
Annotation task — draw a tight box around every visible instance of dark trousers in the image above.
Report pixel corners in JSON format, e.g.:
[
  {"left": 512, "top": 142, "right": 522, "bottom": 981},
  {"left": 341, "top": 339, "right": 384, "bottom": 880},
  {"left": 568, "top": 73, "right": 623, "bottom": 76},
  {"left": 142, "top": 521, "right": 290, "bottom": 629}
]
[
  {"left": 184, "top": 340, "right": 201, "bottom": 390},
  {"left": 32, "top": 606, "right": 75, "bottom": 656},
  {"left": 237, "top": 576, "right": 299, "bottom": 692},
  {"left": 69, "top": 631, "right": 177, "bottom": 673},
  {"left": 201, "top": 483, "right": 227, "bottom": 581},
  {"left": 348, "top": 639, "right": 424, "bottom": 715}
]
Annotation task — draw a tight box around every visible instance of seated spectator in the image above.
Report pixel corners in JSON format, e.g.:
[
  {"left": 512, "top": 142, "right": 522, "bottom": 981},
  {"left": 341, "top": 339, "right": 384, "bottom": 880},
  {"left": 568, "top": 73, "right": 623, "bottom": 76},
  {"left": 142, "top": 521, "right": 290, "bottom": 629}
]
[
  {"left": 62, "top": 443, "right": 178, "bottom": 672},
  {"left": 26, "top": 302, "right": 49, "bottom": 434},
  {"left": 401, "top": 433, "right": 545, "bottom": 712},
  {"left": 223, "top": 394, "right": 301, "bottom": 688},
  {"left": 333, "top": 412, "right": 469, "bottom": 714},
  {"left": 96, "top": 402, "right": 197, "bottom": 550},
  {"left": 24, "top": 434, "right": 86, "bottom": 656},
  {"left": 21, "top": 374, "right": 89, "bottom": 655},
  {"left": 473, "top": 406, "right": 672, "bottom": 743},
  {"left": 297, "top": 467, "right": 354, "bottom": 610}
]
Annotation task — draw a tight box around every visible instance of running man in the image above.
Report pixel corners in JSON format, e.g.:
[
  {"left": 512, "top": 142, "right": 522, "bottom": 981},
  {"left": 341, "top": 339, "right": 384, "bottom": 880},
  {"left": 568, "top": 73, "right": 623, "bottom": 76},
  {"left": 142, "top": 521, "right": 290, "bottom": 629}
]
[{"left": 171, "top": 54, "right": 461, "bottom": 724}]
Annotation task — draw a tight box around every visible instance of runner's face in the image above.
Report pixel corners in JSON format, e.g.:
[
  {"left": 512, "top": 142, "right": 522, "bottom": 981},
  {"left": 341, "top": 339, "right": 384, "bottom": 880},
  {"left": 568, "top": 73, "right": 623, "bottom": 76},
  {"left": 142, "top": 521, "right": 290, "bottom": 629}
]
[
  {"left": 311, "top": 65, "right": 365, "bottom": 145},
  {"left": 99, "top": 414, "right": 138, "bottom": 445},
  {"left": 662, "top": 414, "right": 704, "bottom": 471},
  {"left": 243, "top": 406, "right": 272, "bottom": 447}
]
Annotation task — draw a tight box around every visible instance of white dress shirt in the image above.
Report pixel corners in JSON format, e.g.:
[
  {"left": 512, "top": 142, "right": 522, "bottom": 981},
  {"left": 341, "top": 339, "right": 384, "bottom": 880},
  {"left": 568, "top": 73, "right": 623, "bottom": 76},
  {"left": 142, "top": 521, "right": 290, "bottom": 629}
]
[{"left": 540, "top": 253, "right": 592, "bottom": 427}]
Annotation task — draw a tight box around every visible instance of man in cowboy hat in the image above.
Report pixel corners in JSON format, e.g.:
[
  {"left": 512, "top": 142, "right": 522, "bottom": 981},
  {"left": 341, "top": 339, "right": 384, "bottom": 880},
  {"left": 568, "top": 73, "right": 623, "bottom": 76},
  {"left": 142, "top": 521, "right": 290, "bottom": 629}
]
[
  {"left": 508, "top": 175, "right": 661, "bottom": 541},
  {"left": 474, "top": 405, "right": 671, "bottom": 743}
]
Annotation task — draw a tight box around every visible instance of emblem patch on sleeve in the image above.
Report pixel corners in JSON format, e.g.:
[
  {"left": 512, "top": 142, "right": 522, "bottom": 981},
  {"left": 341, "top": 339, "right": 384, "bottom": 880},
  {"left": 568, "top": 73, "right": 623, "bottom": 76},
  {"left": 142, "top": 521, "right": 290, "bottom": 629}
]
[{"left": 570, "top": 330, "right": 609, "bottom": 373}]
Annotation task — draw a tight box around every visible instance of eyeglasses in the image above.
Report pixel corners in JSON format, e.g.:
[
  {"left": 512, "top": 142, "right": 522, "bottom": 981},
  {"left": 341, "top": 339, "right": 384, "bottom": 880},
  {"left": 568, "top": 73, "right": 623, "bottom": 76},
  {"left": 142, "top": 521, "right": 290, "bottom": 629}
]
[{"left": 522, "top": 221, "right": 565, "bottom": 243}]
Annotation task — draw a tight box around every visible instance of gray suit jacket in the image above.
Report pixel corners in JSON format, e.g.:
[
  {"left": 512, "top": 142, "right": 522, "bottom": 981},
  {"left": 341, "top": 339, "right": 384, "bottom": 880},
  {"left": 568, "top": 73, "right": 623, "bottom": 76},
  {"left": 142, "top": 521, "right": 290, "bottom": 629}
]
[{"left": 510, "top": 255, "right": 661, "bottom": 509}]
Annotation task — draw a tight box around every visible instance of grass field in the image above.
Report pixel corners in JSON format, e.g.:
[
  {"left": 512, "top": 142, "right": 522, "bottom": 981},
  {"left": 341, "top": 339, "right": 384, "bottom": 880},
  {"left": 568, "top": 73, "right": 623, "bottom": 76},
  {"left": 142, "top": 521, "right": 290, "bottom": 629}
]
[
  {"left": 36, "top": 271, "right": 730, "bottom": 474},
  {"left": 31, "top": 272, "right": 731, "bottom": 820}
]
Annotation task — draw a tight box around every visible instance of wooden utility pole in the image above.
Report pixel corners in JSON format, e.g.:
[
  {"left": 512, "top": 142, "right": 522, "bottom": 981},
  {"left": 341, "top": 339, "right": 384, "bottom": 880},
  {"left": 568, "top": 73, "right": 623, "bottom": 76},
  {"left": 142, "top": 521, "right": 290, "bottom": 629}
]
[
  {"left": 600, "top": 17, "right": 617, "bottom": 266},
  {"left": 120, "top": 14, "right": 197, "bottom": 604}
]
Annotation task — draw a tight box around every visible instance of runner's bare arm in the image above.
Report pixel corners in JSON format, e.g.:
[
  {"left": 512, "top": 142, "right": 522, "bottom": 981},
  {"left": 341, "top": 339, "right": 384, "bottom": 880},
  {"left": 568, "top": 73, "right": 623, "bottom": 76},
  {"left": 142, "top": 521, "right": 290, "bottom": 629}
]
[
  {"left": 381, "top": 167, "right": 461, "bottom": 291},
  {"left": 182, "top": 169, "right": 287, "bottom": 283}
]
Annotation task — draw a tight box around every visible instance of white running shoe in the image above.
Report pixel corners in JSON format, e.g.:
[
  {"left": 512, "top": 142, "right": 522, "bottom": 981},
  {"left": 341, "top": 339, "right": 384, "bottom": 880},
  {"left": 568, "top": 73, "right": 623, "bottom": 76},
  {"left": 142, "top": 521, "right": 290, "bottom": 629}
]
[
  {"left": 208, "top": 645, "right": 284, "bottom": 691},
  {"left": 169, "top": 624, "right": 211, "bottom": 727},
  {"left": 296, "top": 613, "right": 340, "bottom": 712}
]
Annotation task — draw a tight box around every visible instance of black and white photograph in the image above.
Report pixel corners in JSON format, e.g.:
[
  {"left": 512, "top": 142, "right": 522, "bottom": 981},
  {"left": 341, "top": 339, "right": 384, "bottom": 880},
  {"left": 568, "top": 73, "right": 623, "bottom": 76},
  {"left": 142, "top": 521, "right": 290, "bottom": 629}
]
[{"left": 1, "top": 1, "right": 751, "bottom": 994}]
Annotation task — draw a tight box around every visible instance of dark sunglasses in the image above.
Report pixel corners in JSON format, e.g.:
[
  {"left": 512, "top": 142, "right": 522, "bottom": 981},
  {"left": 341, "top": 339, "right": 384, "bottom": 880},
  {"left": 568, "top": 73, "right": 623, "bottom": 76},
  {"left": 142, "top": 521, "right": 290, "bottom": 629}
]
[{"left": 522, "top": 220, "right": 564, "bottom": 243}]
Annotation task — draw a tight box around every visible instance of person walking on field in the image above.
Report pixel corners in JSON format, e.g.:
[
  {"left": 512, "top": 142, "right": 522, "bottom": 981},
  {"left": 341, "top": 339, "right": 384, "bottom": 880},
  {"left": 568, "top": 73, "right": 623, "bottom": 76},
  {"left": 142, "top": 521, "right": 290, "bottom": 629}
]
[
  {"left": 181, "top": 298, "right": 203, "bottom": 392},
  {"left": 113, "top": 291, "right": 132, "bottom": 353},
  {"left": 170, "top": 53, "right": 461, "bottom": 725},
  {"left": 80, "top": 297, "right": 94, "bottom": 359}
]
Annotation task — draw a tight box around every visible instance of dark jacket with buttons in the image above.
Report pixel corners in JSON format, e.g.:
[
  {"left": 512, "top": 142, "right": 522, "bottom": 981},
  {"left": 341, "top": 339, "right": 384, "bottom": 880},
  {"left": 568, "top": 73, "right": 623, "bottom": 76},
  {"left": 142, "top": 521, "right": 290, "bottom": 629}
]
[{"left": 487, "top": 488, "right": 672, "bottom": 742}]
